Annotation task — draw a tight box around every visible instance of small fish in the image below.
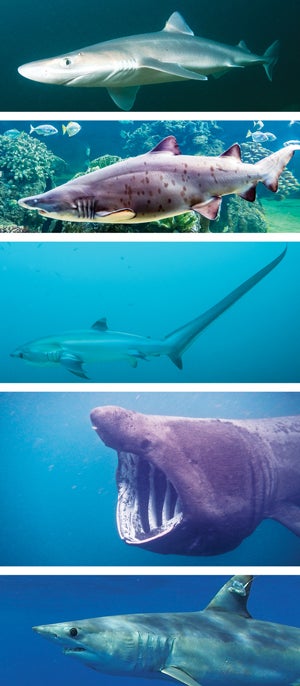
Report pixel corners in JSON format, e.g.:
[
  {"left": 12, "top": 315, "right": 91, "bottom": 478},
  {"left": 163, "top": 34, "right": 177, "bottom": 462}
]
[
  {"left": 62, "top": 121, "right": 82, "bottom": 137},
  {"left": 85, "top": 145, "right": 91, "bottom": 158},
  {"left": 3, "top": 128, "right": 21, "bottom": 138},
  {"left": 288, "top": 120, "right": 300, "bottom": 127},
  {"left": 264, "top": 132, "right": 277, "bottom": 142},
  {"left": 284, "top": 139, "right": 300, "bottom": 146},
  {"left": 30, "top": 124, "right": 59, "bottom": 136},
  {"left": 246, "top": 130, "right": 269, "bottom": 142},
  {"left": 253, "top": 120, "right": 264, "bottom": 130}
]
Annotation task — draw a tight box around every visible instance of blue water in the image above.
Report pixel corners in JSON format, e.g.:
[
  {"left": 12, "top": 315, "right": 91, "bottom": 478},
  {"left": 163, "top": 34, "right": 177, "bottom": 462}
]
[
  {"left": 1, "top": 241, "right": 299, "bottom": 382},
  {"left": 1, "top": 575, "right": 300, "bottom": 685},
  {"left": 1, "top": 118, "right": 300, "bottom": 185},
  {"left": 1, "top": 391, "right": 300, "bottom": 566},
  {"left": 1, "top": 0, "right": 299, "bottom": 111}
]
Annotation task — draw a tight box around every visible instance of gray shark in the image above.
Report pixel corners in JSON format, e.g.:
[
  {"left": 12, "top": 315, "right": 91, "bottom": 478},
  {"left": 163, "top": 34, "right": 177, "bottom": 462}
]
[
  {"left": 91, "top": 406, "right": 300, "bottom": 556},
  {"left": 17, "top": 12, "right": 279, "bottom": 110},
  {"left": 10, "top": 246, "right": 286, "bottom": 380},
  {"left": 33, "top": 575, "right": 300, "bottom": 686},
  {"left": 18, "top": 138, "right": 299, "bottom": 224}
]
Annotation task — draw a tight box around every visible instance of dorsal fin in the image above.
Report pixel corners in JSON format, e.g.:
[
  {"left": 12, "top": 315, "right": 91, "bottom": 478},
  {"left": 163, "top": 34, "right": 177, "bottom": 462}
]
[
  {"left": 163, "top": 11, "right": 194, "bottom": 36},
  {"left": 237, "top": 40, "right": 251, "bottom": 53},
  {"left": 220, "top": 143, "right": 241, "bottom": 161},
  {"left": 91, "top": 317, "right": 108, "bottom": 331},
  {"left": 148, "top": 136, "right": 181, "bottom": 155},
  {"left": 204, "top": 575, "right": 253, "bottom": 618}
]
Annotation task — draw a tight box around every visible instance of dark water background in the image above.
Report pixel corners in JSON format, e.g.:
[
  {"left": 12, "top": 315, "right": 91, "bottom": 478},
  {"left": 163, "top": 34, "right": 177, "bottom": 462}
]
[
  {"left": 1, "top": 575, "right": 300, "bottom": 684},
  {"left": 1, "top": 241, "right": 299, "bottom": 383},
  {"left": 1, "top": 391, "right": 300, "bottom": 566},
  {"left": 1, "top": 0, "right": 299, "bottom": 111}
]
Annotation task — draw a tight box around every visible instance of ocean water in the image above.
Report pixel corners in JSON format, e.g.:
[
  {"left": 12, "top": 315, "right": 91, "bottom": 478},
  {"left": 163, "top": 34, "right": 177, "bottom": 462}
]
[
  {"left": 1, "top": 391, "right": 300, "bottom": 566},
  {"left": 1, "top": 0, "right": 299, "bottom": 111},
  {"left": 1, "top": 118, "right": 300, "bottom": 234},
  {"left": 1, "top": 575, "right": 300, "bottom": 685},
  {"left": 1, "top": 241, "right": 299, "bottom": 383}
]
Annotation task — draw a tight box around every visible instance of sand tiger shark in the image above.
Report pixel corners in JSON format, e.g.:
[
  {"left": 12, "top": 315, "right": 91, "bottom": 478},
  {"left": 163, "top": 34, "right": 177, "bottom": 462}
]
[
  {"left": 17, "top": 12, "right": 279, "bottom": 110},
  {"left": 10, "top": 246, "right": 286, "bottom": 379},
  {"left": 33, "top": 575, "right": 300, "bottom": 686},
  {"left": 91, "top": 406, "right": 300, "bottom": 556},
  {"left": 18, "top": 138, "right": 300, "bottom": 224}
]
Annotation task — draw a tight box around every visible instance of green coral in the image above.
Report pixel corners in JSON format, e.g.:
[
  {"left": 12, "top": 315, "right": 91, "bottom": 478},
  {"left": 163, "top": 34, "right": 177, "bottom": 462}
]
[{"left": 0, "top": 132, "right": 66, "bottom": 230}]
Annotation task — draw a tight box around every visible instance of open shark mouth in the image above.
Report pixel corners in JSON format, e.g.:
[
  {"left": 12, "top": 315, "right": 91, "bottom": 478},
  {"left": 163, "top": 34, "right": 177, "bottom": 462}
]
[{"left": 116, "top": 451, "right": 184, "bottom": 544}]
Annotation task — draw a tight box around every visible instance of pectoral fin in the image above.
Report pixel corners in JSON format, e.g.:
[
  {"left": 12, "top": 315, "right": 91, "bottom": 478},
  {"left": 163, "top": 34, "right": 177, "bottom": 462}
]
[
  {"left": 161, "top": 666, "right": 202, "bottom": 686},
  {"left": 270, "top": 502, "right": 300, "bottom": 536},
  {"left": 142, "top": 58, "right": 207, "bottom": 81},
  {"left": 107, "top": 86, "right": 139, "bottom": 111},
  {"left": 95, "top": 208, "right": 136, "bottom": 222},
  {"left": 60, "top": 353, "right": 89, "bottom": 379}
]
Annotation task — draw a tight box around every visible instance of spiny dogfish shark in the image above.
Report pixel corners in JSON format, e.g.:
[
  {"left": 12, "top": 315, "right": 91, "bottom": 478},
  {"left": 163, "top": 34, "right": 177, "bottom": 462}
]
[
  {"left": 18, "top": 138, "right": 299, "bottom": 224},
  {"left": 91, "top": 407, "right": 300, "bottom": 555},
  {"left": 33, "top": 575, "right": 300, "bottom": 686},
  {"left": 10, "top": 246, "right": 286, "bottom": 380},
  {"left": 17, "top": 12, "right": 279, "bottom": 110}
]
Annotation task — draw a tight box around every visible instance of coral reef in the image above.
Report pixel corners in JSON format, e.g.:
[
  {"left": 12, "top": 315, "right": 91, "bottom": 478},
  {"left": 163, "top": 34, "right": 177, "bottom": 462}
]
[{"left": 0, "top": 132, "right": 66, "bottom": 230}]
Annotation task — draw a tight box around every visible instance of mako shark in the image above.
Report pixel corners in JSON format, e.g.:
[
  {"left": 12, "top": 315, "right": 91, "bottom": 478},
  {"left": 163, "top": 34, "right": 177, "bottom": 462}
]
[
  {"left": 33, "top": 575, "right": 300, "bottom": 686},
  {"left": 10, "top": 246, "right": 286, "bottom": 380},
  {"left": 18, "top": 138, "right": 300, "bottom": 224},
  {"left": 17, "top": 12, "right": 279, "bottom": 110},
  {"left": 91, "top": 406, "right": 300, "bottom": 556}
]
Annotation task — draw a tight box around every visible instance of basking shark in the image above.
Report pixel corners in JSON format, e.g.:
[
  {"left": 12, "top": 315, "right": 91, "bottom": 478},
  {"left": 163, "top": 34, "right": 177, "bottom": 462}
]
[
  {"left": 17, "top": 12, "right": 279, "bottom": 110},
  {"left": 18, "top": 138, "right": 299, "bottom": 224},
  {"left": 91, "top": 406, "right": 300, "bottom": 555},
  {"left": 33, "top": 575, "right": 300, "bottom": 686},
  {"left": 10, "top": 246, "right": 286, "bottom": 380}
]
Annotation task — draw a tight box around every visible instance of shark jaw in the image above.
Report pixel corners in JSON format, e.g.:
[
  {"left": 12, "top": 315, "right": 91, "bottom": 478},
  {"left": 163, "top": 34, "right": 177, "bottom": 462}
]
[{"left": 116, "top": 450, "right": 183, "bottom": 545}]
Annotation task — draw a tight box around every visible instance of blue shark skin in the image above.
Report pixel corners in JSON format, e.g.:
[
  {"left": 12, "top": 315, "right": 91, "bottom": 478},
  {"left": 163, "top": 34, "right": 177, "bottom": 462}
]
[
  {"left": 17, "top": 12, "right": 279, "bottom": 110},
  {"left": 33, "top": 575, "right": 300, "bottom": 686},
  {"left": 18, "top": 137, "right": 299, "bottom": 225},
  {"left": 91, "top": 407, "right": 300, "bottom": 556},
  {"left": 10, "top": 246, "right": 286, "bottom": 380}
]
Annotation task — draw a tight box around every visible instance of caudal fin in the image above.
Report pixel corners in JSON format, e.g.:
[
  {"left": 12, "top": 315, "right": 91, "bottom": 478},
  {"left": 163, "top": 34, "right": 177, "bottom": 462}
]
[
  {"left": 263, "top": 40, "right": 279, "bottom": 81},
  {"left": 165, "top": 246, "right": 287, "bottom": 369},
  {"left": 255, "top": 144, "right": 300, "bottom": 192}
]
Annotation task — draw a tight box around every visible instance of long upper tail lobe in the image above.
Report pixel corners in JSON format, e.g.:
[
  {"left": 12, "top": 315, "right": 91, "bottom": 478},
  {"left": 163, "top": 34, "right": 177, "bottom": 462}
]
[{"left": 164, "top": 245, "right": 287, "bottom": 368}]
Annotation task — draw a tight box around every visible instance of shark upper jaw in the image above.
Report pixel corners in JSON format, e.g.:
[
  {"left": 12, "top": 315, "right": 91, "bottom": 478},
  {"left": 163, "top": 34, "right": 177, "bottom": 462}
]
[{"left": 116, "top": 450, "right": 184, "bottom": 547}]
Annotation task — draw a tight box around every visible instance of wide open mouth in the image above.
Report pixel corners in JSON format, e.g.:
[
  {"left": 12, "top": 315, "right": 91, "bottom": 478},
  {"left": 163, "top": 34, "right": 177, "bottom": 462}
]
[{"left": 116, "top": 451, "right": 183, "bottom": 544}]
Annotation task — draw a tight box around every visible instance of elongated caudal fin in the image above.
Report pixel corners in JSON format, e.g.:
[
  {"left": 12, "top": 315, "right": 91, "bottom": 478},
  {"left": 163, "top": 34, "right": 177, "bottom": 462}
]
[
  {"left": 255, "top": 144, "right": 300, "bottom": 192},
  {"left": 263, "top": 40, "right": 279, "bottom": 81},
  {"left": 165, "top": 246, "right": 287, "bottom": 369}
]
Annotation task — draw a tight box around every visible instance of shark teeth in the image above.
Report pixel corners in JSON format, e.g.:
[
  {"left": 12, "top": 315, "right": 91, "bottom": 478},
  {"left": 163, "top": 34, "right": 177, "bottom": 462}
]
[{"left": 116, "top": 451, "right": 183, "bottom": 543}]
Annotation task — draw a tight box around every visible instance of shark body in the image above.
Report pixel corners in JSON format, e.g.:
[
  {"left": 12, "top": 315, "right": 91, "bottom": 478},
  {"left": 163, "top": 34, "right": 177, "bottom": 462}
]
[
  {"left": 18, "top": 138, "right": 299, "bottom": 224},
  {"left": 91, "top": 407, "right": 300, "bottom": 555},
  {"left": 17, "top": 12, "right": 279, "bottom": 110},
  {"left": 10, "top": 246, "right": 286, "bottom": 379},
  {"left": 33, "top": 575, "right": 300, "bottom": 686}
]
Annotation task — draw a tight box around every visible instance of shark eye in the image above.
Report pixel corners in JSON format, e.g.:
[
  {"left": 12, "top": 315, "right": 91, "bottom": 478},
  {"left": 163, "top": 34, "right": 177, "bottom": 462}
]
[
  {"left": 69, "top": 627, "right": 78, "bottom": 637},
  {"left": 64, "top": 57, "right": 72, "bottom": 67}
]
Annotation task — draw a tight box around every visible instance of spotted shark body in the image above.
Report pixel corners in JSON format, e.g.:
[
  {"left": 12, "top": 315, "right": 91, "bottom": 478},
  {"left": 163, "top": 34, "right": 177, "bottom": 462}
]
[
  {"left": 33, "top": 575, "right": 300, "bottom": 686},
  {"left": 18, "top": 12, "right": 279, "bottom": 110},
  {"left": 10, "top": 245, "right": 286, "bottom": 380},
  {"left": 18, "top": 137, "right": 299, "bottom": 224}
]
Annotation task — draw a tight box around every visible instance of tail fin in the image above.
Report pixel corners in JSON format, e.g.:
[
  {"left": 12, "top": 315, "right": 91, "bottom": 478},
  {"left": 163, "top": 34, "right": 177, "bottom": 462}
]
[
  {"left": 29, "top": 124, "right": 34, "bottom": 134},
  {"left": 263, "top": 40, "right": 279, "bottom": 81},
  {"left": 62, "top": 125, "right": 67, "bottom": 135},
  {"left": 255, "top": 144, "right": 300, "bottom": 192},
  {"left": 165, "top": 246, "right": 287, "bottom": 369}
]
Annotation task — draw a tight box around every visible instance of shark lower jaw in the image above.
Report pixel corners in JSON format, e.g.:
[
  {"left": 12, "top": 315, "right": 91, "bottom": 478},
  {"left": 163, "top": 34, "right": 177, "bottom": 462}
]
[{"left": 116, "top": 451, "right": 184, "bottom": 545}]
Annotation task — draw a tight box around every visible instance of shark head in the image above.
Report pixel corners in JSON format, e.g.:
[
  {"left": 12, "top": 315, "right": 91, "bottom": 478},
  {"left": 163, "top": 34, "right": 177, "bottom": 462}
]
[
  {"left": 33, "top": 614, "right": 166, "bottom": 675},
  {"left": 18, "top": 183, "right": 98, "bottom": 222},
  {"left": 10, "top": 338, "right": 61, "bottom": 365}
]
